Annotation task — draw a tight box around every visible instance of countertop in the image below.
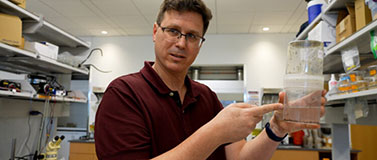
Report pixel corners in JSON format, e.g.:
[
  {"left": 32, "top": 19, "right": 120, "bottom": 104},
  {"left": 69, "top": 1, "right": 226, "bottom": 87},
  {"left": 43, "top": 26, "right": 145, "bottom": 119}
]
[
  {"left": 69, "top": 139, "right": 95, "bottom": 143},
  {"left": 277, "top": 145, "right": 361, "bottom": 152},
  {"left": 67, "top": 140, "right": 362, "bottom": 153}
]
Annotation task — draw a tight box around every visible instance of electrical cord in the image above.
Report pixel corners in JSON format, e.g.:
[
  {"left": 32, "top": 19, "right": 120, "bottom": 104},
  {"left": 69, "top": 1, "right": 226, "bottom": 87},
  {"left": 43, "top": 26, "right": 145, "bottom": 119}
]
[
  {"left": 78, "top": 48, "right": 103, "bottom": 67},
  {"left": 78, "top": 48, "right": 111, "bottom": 73}
]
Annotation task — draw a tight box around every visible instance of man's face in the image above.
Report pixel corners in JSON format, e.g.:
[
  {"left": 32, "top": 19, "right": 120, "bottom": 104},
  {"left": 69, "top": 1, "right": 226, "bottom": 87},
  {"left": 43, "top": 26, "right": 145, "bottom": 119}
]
[{"left": 153, "top": 10, "right": 204, "bottom": 74}]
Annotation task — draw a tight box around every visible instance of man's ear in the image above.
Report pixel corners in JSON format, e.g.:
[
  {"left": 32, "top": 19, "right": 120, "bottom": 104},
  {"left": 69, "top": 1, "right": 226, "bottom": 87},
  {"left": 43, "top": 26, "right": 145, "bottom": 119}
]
[{"left": 153, "top": 23, "right": 158, "bottom": 42}]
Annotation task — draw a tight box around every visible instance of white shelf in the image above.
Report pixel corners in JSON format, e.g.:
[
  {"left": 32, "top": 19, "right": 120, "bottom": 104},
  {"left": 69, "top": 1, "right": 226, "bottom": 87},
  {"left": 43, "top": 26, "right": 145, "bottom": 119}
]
[
  {"left": 0, "top": 90, "right": 33, "bottom": 98},
  {"left": 0, "top": 0, "right": 90, "bottom": 48},
  {"left": 326, "top": 88, "right": 377, "bottom": 101},
  {"left": 0, "top": 90, "right": 87, "bottom": 103},
  {"left": 0, "top": 42, "right": 89, "bottom": 75},
  {"left": 35, "top": 94, "right": 87, "bottom": 103}
]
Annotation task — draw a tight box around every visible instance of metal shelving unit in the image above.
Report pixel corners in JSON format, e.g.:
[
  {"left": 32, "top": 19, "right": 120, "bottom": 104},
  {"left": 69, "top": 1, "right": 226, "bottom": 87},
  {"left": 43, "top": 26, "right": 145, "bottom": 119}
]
[
  {"left": 0, "top": 0, "right": 90, "bottom": 48},
  {"left": 0, "top": 0, "right": 90, "bottom": 102},
  {"left": 0, "top": 43, "right": 89, "bottom": 75},
  {"left": 0, "top": 90, "right": 87, "bottom": 103},
  {"left": 295, "top": 1, "right": 377, "bottom": 160}
]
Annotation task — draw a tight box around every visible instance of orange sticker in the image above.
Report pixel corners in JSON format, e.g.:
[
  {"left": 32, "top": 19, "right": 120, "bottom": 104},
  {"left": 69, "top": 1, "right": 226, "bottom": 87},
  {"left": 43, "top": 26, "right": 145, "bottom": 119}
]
[
  {"left": 349, "top": 74, "right": 356, "bottom": 82},
  {"left": 370, "top": 70, "right": 376, "bottom": 76}
]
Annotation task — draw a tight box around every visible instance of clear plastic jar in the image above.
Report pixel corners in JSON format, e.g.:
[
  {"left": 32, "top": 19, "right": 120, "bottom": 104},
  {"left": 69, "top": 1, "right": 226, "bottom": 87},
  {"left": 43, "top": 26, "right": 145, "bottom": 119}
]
[
  {"left": 367, "top": 65, "right": 377, "bottom": 77},
  {"left": 365, "top": 76, "right": 377, "bottom": 89},
  {"left": 356, "top": 80, "right": 368, "bottom": 91}
]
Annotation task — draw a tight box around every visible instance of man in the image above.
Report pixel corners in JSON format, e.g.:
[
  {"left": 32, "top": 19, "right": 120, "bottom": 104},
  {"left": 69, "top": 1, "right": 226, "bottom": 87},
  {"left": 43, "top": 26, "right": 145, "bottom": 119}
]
[{"left": 95, "top": 0, "right": 326, "bottom": 159}]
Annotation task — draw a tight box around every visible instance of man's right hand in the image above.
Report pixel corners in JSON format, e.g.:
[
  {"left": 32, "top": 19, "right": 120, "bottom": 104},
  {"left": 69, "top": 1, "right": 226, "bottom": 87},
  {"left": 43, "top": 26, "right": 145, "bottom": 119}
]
[{"left": 208, "top": 103, "right": 284, "bottom": 144}]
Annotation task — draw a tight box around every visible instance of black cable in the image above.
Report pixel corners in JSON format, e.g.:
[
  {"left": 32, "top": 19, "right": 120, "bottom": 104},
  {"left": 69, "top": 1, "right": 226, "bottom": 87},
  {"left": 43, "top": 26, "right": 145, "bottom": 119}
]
[
  {"left": 78, "top": 48, "right": 103, "bottom": 67},
  {"left": 86, "top": 64, "right": 112, "bottom": 73},
  {"left": 78, "top": 48, "right": 111, "bottom": 73}
]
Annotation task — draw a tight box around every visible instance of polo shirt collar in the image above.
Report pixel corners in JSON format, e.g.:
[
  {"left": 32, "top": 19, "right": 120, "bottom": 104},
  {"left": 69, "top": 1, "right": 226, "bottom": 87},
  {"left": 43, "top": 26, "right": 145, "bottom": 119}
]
[{"left": 140, "top": 61, "right": 199, "bottom": 98}]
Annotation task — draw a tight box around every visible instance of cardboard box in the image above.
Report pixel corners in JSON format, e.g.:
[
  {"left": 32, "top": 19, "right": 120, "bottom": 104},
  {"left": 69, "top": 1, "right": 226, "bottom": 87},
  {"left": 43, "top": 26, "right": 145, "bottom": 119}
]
[
  {"left": 24, "top": 41, "right": 59, "bottom": 60},
  {"left": 336, "top": 16, "right": 356, "bottom": 42},
  {"left": 336, "top": 4, "right": 356, "bottom": 43},
  {"left": 355, "top": 0, "right": 372, "bottom": 31},
  {"left": 10, "top": 0, "right": 26, "bottom": 9},
  {"left": 18, "top": 37, "right": 25, "bottom": 49},
  {"left": 0, "top": 13, "right": 22, "bottom": 46},
  {"left": 308, "top": 21, "right": 336, "bottom": 51}
]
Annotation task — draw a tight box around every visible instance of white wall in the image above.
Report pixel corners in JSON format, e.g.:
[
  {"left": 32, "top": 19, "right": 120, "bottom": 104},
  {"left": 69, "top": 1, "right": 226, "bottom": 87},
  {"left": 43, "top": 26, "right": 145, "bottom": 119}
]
[{"left": 85, "top": 33, "right": 295, "bottom": 91}]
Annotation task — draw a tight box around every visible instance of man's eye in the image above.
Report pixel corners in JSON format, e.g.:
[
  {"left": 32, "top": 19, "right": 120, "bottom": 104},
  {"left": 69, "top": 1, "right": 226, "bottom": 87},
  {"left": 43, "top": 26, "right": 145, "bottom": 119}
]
[
  {"left": 187, "top": 34, "right": 198, "bottom": 40},
  {"left": 167, "top": 29, "right": 180, "bottom": 35}
]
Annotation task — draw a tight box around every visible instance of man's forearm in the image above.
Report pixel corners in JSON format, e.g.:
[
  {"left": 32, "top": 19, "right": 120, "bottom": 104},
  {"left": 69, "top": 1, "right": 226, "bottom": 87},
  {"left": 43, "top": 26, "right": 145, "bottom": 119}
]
[
  {"left": 152, "top": 122, "right": 223, "bottom": 160},
  {"left": 237, "top": 129, "right": 281, "bottom": 160}
]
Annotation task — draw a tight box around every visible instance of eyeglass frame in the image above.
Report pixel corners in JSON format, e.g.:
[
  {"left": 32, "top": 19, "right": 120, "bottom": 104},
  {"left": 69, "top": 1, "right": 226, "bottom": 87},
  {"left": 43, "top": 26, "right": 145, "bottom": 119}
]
[{"left": 157, "top": 24, "right": 206, "bottom": 47}]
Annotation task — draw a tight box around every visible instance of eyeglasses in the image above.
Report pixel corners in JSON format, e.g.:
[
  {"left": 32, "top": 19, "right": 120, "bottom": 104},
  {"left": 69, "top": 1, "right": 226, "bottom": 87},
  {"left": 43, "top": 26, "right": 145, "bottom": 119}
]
[{"left": 158, "top": 25, "right": 205, "bottom": 48}]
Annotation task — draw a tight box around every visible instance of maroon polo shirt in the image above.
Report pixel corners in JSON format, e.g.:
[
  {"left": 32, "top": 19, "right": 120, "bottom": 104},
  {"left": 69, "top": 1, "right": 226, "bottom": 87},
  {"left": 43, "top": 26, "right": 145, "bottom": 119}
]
[{"left": 95, "top": 61, "right": 226, "bottom": 160}]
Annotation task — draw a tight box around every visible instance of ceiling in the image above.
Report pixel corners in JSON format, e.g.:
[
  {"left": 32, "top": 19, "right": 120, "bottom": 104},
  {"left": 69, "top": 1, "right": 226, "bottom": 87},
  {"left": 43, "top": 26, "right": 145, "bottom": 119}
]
[{"left": 25, "top": 0, "right": 308, "bottom": 37}]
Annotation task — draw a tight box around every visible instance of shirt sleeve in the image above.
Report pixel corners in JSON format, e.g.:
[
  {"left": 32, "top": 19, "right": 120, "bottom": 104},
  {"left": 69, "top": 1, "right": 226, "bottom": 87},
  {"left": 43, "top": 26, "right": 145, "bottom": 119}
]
[{"left": 95, "top": 85, "right": 151, "bottom": 160}]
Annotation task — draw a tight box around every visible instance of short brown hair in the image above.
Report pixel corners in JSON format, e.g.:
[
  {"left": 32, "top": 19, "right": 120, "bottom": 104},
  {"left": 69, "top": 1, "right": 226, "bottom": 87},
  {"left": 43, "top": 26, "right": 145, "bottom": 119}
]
[{"left": 156, "top": 0, "right": 212, "bottom": 36}]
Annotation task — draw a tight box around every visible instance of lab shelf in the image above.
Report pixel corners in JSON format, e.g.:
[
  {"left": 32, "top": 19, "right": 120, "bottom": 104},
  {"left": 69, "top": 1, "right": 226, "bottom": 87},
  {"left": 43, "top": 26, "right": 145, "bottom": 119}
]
[
  {"left": 0, "top": 90, "right": 33, "bottom": 99},
  {"left": 0, "top": 90, "right": 87, "bottom": 103},
  {"left": 0, "top": 42, "right": 89, "bottom": 75},
  {"left": 0, "top": 0, "right": 90, "bottom": 48},
  {"left": 326, "top": 88, "right": 377, "bottom": 102},
  {"left": 323, "top": 19, "right": 377, "bottom": 73}
]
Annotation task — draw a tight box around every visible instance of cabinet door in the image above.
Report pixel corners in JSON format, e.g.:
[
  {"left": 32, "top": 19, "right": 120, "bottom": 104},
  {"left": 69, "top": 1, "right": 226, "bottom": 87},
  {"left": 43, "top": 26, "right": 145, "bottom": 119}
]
[
  {"left": 70, "top": 154, "right": 94, "bottom": 160},
  {"left": 271, "top": 150, "right": 319, "bottom": 160}
]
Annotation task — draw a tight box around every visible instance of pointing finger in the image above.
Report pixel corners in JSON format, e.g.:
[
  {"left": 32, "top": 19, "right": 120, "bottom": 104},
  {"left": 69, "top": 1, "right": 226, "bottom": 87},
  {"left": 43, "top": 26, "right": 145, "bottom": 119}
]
[{"left": 248, "top": 103, "right": 284, "bottom": 115}]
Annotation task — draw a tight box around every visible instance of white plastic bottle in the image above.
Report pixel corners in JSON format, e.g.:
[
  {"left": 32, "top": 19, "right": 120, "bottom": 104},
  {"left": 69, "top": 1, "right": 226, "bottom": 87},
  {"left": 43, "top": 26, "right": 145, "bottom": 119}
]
[{"left": 328, "top": 74, "right": 338, "bottom": 91}]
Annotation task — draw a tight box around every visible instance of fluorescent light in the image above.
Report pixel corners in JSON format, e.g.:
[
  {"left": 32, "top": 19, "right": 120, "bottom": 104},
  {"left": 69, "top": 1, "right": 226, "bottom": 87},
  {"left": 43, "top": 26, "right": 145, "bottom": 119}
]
[
  {"left": 101, "top": 31, "right": 108, "bottom": 34},
  {"left": 262, "top": 27, "right": 270, "bottom": 31}
]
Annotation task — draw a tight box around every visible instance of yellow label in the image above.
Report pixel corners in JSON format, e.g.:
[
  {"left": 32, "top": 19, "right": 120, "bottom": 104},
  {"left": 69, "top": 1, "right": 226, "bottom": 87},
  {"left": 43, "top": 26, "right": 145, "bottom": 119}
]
[{"left": 370, "top": 70, "right": 376, "bottom": 76}]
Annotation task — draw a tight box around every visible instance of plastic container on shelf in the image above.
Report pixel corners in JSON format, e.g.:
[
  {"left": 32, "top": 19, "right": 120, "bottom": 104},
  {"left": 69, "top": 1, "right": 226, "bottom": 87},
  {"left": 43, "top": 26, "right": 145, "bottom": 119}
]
[
  {"left": 357, "top": 80, "right": 368, "bottom": 91},
  {"left": 365, "top": 76, "right": 377, "bottom": 89},
  {"left": 307, "top": 0, "right": 327, "bottom": 24},
  {"left": 350, "top": 82, "right": 359, "bottom": 93},
  {"left": 338, "top": 83, "right": 351, "bottom": 94},
  {"left": 367, "top": 65, "right": 377, "bottom": 77},
  {"left": 328, "top": 74, "right": 338, "bottom": 91},
  {"left": 283, "top": 74, "right": 324, "bottom": 124},
  {"left": 339, "top": 73, "right": 350, "bottom": 85},
  {"left": 348, "top": 70, "right": 365, "bottom": 82},
  {"left": 286, "top": 40, "right": 324, "bottom": 75}
]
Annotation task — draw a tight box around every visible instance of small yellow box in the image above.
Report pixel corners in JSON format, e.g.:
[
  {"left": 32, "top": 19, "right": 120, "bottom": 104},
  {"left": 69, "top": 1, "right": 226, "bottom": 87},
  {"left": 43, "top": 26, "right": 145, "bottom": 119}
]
[{"left": 0, "top": 13, "right": 22, "bottom": 46}]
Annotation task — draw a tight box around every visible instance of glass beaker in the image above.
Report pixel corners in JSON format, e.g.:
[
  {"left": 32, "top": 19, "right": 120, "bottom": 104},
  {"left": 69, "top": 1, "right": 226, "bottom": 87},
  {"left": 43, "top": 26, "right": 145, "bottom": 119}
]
[
  {"left": 283, "top": 40, "right": 324, "bottom": 124},
  {"left": 286, "top": 40, "right": 324, "bottom": 75}
]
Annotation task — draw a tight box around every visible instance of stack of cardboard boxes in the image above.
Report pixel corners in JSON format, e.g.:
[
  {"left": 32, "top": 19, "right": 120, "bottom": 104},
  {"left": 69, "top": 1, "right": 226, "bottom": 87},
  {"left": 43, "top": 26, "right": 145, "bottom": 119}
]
[{"left": 336, "top": 0, "right": 372, "bottom": 43}]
